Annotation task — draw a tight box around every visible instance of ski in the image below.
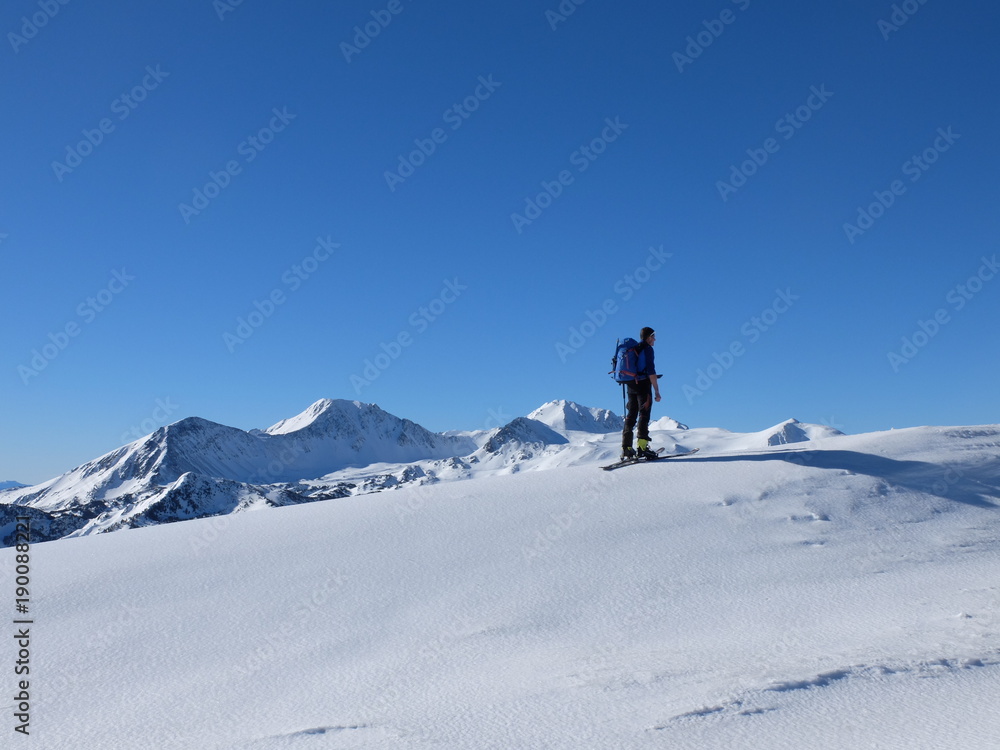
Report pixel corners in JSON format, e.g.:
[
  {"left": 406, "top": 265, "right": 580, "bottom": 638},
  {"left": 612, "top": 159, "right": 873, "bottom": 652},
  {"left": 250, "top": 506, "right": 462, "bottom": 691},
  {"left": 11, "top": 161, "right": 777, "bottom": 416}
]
[
  {"left": 600, "top": 448, "right": 699, "bottom": 471},
  {"left": 600, "top": 448, "right": 664, "bottom": 471}
]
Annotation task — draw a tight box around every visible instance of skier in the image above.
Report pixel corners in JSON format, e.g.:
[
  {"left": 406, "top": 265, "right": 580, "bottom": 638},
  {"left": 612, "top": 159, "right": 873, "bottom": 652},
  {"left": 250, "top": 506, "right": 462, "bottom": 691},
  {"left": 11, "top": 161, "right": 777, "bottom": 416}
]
[{"left": 621, "top": 327, "right": 660, "bottom": 460}]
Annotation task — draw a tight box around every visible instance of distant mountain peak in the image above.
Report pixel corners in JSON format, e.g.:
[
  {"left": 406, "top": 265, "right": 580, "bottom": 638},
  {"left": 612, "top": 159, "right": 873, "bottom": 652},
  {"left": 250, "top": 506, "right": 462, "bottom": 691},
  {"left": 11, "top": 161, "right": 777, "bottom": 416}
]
[
  {"left": 483, "top": 417, "right": 569, "bottom": 454},
  {"left": 528, "top": 400, "right": 623, "bottom": 433},
  {"left": 161, "top": 415, "right": 222, "bottom": 435},
  {"left": 265, "top": 398, "right": 383, "bottom": 435},
  {"left": 649, "top": 415, "right": 690, "bottom": 431},
  {"left": 765, "top": 419, "right": 845, "bottom": 446}
]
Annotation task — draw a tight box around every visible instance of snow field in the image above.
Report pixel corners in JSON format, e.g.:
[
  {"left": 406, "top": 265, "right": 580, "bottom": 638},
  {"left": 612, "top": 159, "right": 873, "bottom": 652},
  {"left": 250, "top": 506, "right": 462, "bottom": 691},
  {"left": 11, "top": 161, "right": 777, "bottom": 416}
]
[{"left": 6, "top": 425, "right": 1000, "bottom": 748}]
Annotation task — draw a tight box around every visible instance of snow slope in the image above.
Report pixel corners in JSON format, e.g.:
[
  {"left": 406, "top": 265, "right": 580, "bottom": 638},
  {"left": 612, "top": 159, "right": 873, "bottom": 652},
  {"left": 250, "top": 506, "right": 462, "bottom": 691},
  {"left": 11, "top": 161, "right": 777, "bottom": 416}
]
[{"left": 7, "top": 423, "right": 1000, "bottom": 749}]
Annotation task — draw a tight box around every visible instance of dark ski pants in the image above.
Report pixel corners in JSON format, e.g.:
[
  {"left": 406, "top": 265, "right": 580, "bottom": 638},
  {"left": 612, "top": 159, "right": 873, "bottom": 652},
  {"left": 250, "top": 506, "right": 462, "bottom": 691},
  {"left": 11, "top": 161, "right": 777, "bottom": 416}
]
[{"left": 622, "top": 378, "right": 653, "bottom": 449}]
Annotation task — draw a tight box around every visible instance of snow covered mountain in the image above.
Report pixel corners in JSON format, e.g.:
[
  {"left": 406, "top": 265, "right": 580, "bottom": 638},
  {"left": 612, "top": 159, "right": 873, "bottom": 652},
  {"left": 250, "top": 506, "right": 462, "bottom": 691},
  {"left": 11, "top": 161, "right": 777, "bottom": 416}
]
[
  {"left": 764, "top": 417, "right": 844, "bottom": 445},
  {"left": 0, "top": 480, "right": 26, "bottom": 490},
  {"left": 0, "top": 399, "right": 474, "bottom": 544},
  {"left": 649, "top": 415, "right": 689, "bottom": 431},
  {"left": 528, "top": 399, "right": 624, "bottom": 433},
  {"left": 8, "top": 422, "right": 1000, "bottom": 749},
  {"left": 482, "top": 417, "right": 569, "bottom": 452},
  {"left": 0, "top": 398, "right": 848, "bottom": 546}
]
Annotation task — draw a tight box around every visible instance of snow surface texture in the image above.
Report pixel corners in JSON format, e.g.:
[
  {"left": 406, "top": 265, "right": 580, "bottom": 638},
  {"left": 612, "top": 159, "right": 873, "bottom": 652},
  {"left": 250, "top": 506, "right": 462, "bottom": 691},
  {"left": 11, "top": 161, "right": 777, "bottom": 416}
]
[{"left": 2, "top": 415, "right": 1000, "bottom": 748}]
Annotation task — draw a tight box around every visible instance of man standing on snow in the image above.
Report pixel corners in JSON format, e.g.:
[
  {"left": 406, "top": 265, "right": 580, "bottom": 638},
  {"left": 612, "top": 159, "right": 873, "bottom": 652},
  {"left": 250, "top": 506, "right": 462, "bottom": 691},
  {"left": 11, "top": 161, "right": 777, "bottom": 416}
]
[{"left": 621, "top": 327, "right": 661, "bottom": 460}]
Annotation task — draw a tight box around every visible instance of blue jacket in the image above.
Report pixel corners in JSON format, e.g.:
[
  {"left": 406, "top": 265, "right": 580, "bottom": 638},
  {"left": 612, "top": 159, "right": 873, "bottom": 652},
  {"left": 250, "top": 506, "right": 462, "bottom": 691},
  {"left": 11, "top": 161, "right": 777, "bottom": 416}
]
[{"left": 639, "top": 342, "right": 655, "bottom": 380}]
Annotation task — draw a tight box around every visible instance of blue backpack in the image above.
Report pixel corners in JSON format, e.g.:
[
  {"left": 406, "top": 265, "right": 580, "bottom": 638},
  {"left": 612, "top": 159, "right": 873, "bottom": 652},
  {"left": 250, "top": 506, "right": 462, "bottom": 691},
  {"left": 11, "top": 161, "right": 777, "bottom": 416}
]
[{"left": 610, "top": 338, "right": 647, "bottom": 383}]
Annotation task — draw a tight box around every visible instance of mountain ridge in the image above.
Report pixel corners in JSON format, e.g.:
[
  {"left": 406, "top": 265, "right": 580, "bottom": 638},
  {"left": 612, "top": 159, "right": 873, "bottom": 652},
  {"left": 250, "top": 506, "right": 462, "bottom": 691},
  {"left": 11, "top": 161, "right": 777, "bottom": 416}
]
[
  {"left": 14, "top": 420, "right": 1000, "bottom": 749},
  {"left": 0, "top": 398, "right": 856, "bottom": 546}
]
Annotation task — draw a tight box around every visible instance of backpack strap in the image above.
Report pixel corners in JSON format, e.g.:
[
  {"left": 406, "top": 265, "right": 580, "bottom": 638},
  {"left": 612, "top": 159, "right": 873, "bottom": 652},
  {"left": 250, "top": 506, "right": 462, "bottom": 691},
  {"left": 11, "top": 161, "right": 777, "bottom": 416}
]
[{"left": 633, "top": 341, "right": 649, "bottom": 376}]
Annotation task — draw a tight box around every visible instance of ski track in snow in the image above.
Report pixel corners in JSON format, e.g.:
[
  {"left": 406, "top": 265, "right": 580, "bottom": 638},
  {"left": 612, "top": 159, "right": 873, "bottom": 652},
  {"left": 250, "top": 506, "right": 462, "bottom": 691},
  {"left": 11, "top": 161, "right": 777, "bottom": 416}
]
[{"left": 661, "top": 655, "right": 1000, "bottom": 725}]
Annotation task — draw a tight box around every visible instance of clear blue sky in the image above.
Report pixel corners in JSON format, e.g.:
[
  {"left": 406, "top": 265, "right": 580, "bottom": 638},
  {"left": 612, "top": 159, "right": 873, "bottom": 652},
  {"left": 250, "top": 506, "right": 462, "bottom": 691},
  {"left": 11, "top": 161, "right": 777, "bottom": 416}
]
[{"left": 3, "top": 0, "right": 998, "bottom": 484}]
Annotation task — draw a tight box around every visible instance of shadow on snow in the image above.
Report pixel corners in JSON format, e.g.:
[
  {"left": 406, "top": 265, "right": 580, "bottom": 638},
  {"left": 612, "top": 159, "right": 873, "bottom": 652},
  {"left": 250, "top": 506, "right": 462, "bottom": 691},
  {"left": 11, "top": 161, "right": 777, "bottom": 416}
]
[{"left": 685, "top": 449, "right": 1000, "bottom": 510}]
